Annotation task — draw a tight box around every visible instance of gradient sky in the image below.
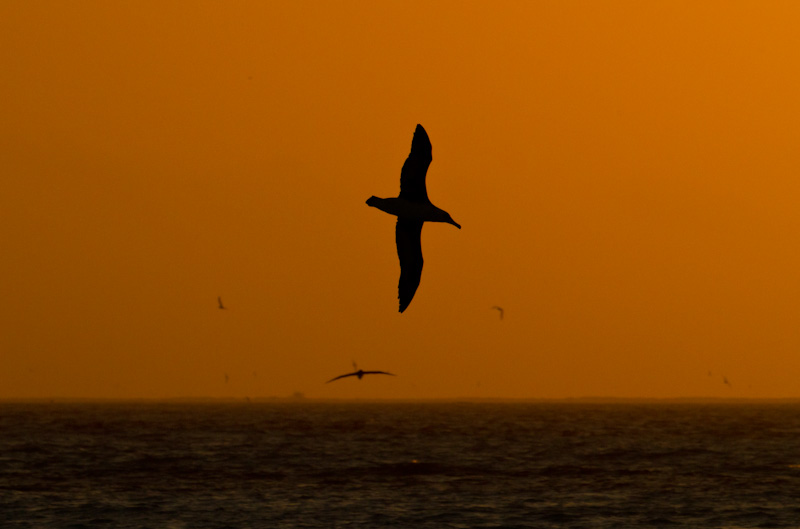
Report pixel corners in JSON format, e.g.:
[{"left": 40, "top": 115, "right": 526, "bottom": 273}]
[{"left": 3, "top": 1, "right": 800, "bottom": 400}]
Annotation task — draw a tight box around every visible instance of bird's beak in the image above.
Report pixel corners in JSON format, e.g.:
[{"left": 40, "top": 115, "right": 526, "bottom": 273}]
[{"left": 450, "top": 219, "right": 461, "bottom": 229}]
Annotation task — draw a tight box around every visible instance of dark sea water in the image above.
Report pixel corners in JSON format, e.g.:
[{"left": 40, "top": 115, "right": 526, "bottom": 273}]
[{"left": 1, "top": 401, "right": 799, "bottom": 528}]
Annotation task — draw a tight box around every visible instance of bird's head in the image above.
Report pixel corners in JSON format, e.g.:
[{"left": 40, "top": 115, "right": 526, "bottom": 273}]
[
  {"left": 446, "top": 214, "right": 461, "bottom": 229},
  {"left": 428, "top": 206, "right": 461, "bottom": 229}
]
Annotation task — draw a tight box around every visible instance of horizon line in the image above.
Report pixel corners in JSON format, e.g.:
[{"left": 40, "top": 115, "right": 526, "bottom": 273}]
[{"left": 3, "top": 396, "right": 800, "bottom": 404}]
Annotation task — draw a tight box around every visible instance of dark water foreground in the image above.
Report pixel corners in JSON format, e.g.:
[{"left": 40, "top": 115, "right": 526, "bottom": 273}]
[{"left": 1, "top": 401, "right": 799, "bottom": 528}]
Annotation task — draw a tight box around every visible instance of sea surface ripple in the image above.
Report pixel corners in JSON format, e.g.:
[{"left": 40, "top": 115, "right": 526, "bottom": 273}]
[{"left": 1, "top": 401, "right": 799, "bottom": 528}]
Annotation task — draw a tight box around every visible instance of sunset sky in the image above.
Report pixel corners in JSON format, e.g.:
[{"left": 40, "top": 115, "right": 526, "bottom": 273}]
[{"left": 3, "top": 1, "right": 800, "bottom": 400}]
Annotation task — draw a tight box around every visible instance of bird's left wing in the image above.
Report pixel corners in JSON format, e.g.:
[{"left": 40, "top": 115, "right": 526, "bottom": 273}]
[{"left": 396, "top": 219, "right": 424, "bottom": 313}]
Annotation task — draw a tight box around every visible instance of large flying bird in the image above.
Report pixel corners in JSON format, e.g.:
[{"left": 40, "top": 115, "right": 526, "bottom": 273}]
[
  {"left": 367, "top": 124, "right": 461, "bottom": 312},
  {"left": 326, "top": 368, "right": 396, "bottom": 384}
]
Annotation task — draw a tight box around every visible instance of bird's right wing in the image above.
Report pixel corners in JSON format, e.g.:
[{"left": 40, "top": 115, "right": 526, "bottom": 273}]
[
  {"left": 399, "top": 124, "right": 432, "bottom": 202},
  {"left": 326, "top": 372, "right": 357, "bottom": 383},
  {"left": 396, "top": 219, "right": 424, "bottom": 313}
]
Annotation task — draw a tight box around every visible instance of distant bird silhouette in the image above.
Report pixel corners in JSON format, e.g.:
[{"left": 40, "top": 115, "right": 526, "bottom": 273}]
[
  {"left": 218, "top": 296, "right": 226, "bottom": 310},
  {"left": 367, "top": 124, "right": 461, "bottom": 313},
  {"left": 326, "top": 366, "right": 396, "bottom": 383},
  {"left": 723, "top": 376, "right": 731, "bottom": 387},
  {"left": 224, "top": 373, "right": 229, "bottom": 383},
  {"left": 491, "top": 306, "right": 504, "bottom": 320}
]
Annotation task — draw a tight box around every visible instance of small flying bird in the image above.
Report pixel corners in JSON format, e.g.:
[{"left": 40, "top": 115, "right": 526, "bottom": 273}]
[
  {"left": 326, "top": 365, "right": 397, "bottom": 383},
  {"left": 723, "top": 376, "right": 731, "bottom": 387},
  {"left": 491, "top": 306, "right": 504, "bottom": 320},
  {"left": 218, "top": 296, "right": 226, "bottom": 310},
  {"left": 367, "top": 124, "right": 461, "bottom": 313}
]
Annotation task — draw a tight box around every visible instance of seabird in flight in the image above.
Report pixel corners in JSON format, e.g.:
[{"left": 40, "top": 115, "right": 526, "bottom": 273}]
[
  {"left": 218, "top": 296, "right": 226, "bottom": 310},
  {"left": 326, "top": 368, "right": 396, "bottom": 383},
  {"left": 491, "top": 306, "right": 504, "bottom": 320},
  {"left": 367, "top": 124, "right": 461, "bottom": 313}
]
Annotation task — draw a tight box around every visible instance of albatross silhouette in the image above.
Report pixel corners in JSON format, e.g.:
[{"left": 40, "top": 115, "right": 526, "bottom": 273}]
[
  {"left": 367, "top": 124, "right": 461, "bottom": 312},
  {"left": 326, "top": 368, "right": 396, "bottom": 383}
]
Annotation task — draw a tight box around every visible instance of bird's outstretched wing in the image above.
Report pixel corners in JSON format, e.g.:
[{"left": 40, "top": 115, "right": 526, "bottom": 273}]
[
  {"left": 362, "top": 371, "right": 396, "bottom": 377},
  {"left": 326, "top": 371, "right": 358, "bottom": 383},
  {"left": 398, "top": 124, "right": 432, "bottom": 203},
  {"left": 396, "top": 219, "right": 424, "bottom": 313}
]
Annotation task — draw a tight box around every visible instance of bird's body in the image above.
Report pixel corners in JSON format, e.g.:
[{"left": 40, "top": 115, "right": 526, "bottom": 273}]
[
  {"left": 366, "top": 197, "right": 456, "bottom": 224},
  {"left": 367, "top": 124, "right": 460, "bottom": 312},
  {"left": 326, "top": 369, "right": 396, "bottom": 383}
]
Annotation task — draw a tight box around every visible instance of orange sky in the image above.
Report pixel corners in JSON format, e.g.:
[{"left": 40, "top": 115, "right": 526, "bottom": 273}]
[{"left": 3, "top": 1, "right": 800, "bottom": 400}]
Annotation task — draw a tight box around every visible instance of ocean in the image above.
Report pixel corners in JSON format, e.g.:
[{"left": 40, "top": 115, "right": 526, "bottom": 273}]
[{"left": 1, "top": 401, "right": 799, "bottom": 528}]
